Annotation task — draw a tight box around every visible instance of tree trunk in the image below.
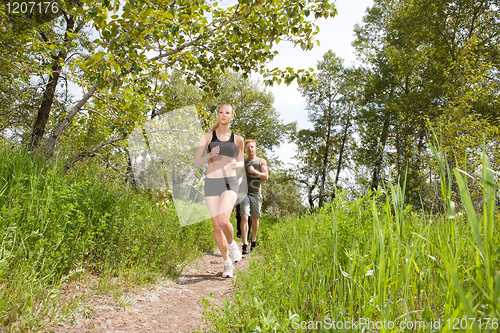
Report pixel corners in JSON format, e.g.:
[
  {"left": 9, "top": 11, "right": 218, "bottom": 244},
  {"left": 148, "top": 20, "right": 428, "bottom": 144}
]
[
  {"left": 370, "top": 111, "right": 391, "bottom": 190},
  {"left": 29, "top": 15, "right": 76, "bottom": 150},
  {"left": 308, "top": 175, "right": 319, "bottom": 210},
  {"left": 319, "top": 99, "right": 334, "bottom": 207},
  {"left": 318, "top": 125, "right": 331, "bottom": 207},
  {"left": 308, "top": 188, "right": 315, "bottom": 210},
  {"left": 45, "top": 81, "right": 99, "bottom": 157},
  {"left": 30, "top": 52, "right": 67, "bottom": 150},
  {"left": 334, "top": 104, "right": 352, "bottom": 196}
]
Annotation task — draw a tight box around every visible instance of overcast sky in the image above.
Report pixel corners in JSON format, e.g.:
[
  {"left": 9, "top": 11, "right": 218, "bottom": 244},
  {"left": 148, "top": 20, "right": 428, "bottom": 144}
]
[{"left": 266, "top": 0, "right": 374, "bottom": 166}]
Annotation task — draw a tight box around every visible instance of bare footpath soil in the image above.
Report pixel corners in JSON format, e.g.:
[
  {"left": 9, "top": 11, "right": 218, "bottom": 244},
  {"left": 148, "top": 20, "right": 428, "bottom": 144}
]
[{"left": 52, "top": 247, "right": 250, "bottom": 333}]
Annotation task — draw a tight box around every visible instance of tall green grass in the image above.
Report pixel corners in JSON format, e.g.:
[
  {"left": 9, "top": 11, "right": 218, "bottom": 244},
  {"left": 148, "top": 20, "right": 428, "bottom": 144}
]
[
  {"left": 203, "top": 148, "right": 499, "bottom": 331},
  {"left": 0, "top": 144, "right": 215, "bottom": 331}
]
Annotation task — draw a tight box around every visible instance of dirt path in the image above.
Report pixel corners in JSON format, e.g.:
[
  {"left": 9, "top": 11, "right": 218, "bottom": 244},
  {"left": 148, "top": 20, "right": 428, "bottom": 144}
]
[{"left": 53, "top": 247, "right": 250, "bottom": 333}]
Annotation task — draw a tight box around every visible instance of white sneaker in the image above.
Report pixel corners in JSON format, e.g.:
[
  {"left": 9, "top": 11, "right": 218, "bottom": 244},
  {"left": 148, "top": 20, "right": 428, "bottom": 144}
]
[
  {"left": 222, "top": 261, "right": 233, "bottom": 278},
  {"left": 228, "top": 243, "right": 242, "bottom": 263}
]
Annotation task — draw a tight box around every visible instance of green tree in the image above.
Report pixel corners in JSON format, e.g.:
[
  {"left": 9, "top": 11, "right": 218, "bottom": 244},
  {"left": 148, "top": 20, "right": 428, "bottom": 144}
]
[
  {"left": 353, "top": 0, "right": 408, "bottom": 192},
  {"left": 353, "top": 0, "right": 500, "bottom": 207},
  {"left": 41, "top": 0, "right": 336, "bottom": 157},
  {"left": 261, "top": 161, "right": 307, "bottom": 219},
  {"left": 297, "top": 51, "right": 355, "bottom": 207},
  {"left": 0, "top": 1, "right": 91, "bottom": 145},
  {"left": 293, "top": 128, "right": 322, "bottom": 209},
  {"left": 29, "top": 1, "right": 89, "bottom": 150},
  {"left": 0, "top": 0, "right": 337, "bottom": 158}
]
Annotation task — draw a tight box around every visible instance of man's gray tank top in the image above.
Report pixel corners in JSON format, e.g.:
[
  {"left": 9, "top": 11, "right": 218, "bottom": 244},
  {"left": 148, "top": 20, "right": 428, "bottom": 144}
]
[{"left": 245, "top": 157, "right": 262, "bottom": 195}]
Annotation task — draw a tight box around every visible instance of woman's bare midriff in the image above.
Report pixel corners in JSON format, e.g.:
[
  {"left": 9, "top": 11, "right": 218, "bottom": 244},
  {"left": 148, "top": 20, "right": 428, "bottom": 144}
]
[{"left": 206, "top": 155, "right": 237, "bottom": 179}]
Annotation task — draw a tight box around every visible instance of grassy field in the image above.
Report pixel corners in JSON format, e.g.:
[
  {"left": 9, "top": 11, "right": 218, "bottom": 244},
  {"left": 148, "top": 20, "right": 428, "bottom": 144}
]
[
  {"left": 203, "top": 151, "right": 500, "bottom": 332},
  {"left": 0, "top": 145, "right": 215, "bottom": 332},
  {"left": 1, "top": 142, "right": 499, "bottom": 332}
]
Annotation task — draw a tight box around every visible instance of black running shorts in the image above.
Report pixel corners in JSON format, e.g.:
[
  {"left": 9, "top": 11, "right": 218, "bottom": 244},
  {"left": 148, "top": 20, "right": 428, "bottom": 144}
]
[{"left": 204, "top": 176, "right": 238, "bottom": 197}]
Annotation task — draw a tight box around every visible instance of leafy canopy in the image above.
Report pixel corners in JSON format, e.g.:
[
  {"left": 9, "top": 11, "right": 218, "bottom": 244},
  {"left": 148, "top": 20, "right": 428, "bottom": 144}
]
[{"left": 79, "top": 0, "right": 337, "bottom": 90}]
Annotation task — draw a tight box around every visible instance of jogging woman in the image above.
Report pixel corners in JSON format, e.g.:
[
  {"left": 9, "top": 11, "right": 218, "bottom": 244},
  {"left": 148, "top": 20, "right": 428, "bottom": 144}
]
[{"left": 193, "top": 104, "right": 244, "bottom": 278}]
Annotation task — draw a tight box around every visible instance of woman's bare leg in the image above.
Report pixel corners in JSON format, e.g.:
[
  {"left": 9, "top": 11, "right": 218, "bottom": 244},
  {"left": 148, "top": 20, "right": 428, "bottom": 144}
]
[
  {"left": 217, "top": 190, "right": 238, "bottom": 244},
  {"left": 205, "top": 196, "right": 229, "bottom": 261}
]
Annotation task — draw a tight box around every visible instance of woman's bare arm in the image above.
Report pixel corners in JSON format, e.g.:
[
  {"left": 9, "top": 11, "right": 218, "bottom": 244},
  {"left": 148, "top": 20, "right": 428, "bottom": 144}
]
[
  {"left": 193, "top": 132, "right": 216, "bottom": 168},
  {"left": 234, "top": 135, "right": 245, "bottom": 169}
]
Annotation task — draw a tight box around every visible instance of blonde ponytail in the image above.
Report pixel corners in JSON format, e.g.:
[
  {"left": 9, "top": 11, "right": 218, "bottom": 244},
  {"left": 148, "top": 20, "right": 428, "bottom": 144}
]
[{"left": 210, "top": 121, "right": 220, "bottom": 132}]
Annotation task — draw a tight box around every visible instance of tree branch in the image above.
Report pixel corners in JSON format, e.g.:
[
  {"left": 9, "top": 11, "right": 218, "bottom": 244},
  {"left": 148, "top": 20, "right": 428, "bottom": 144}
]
[
  {"left": 45, "top": 81, "right": 100, "bottom": 156},
  {"left": 64, "top": 135, "right": 126, "bottom": 172},
  {"left": 92, "top": 152, "right": 130, "bottom": 182},
  {"left": 148, "top": 18, "right": 233, "bottom": 62}
]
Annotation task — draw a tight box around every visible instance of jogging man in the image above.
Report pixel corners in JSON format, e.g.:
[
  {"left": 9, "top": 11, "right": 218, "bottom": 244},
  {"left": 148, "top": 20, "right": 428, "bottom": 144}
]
[{"left": 240, "top": 140, "right": 268, "bottom": 254}]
